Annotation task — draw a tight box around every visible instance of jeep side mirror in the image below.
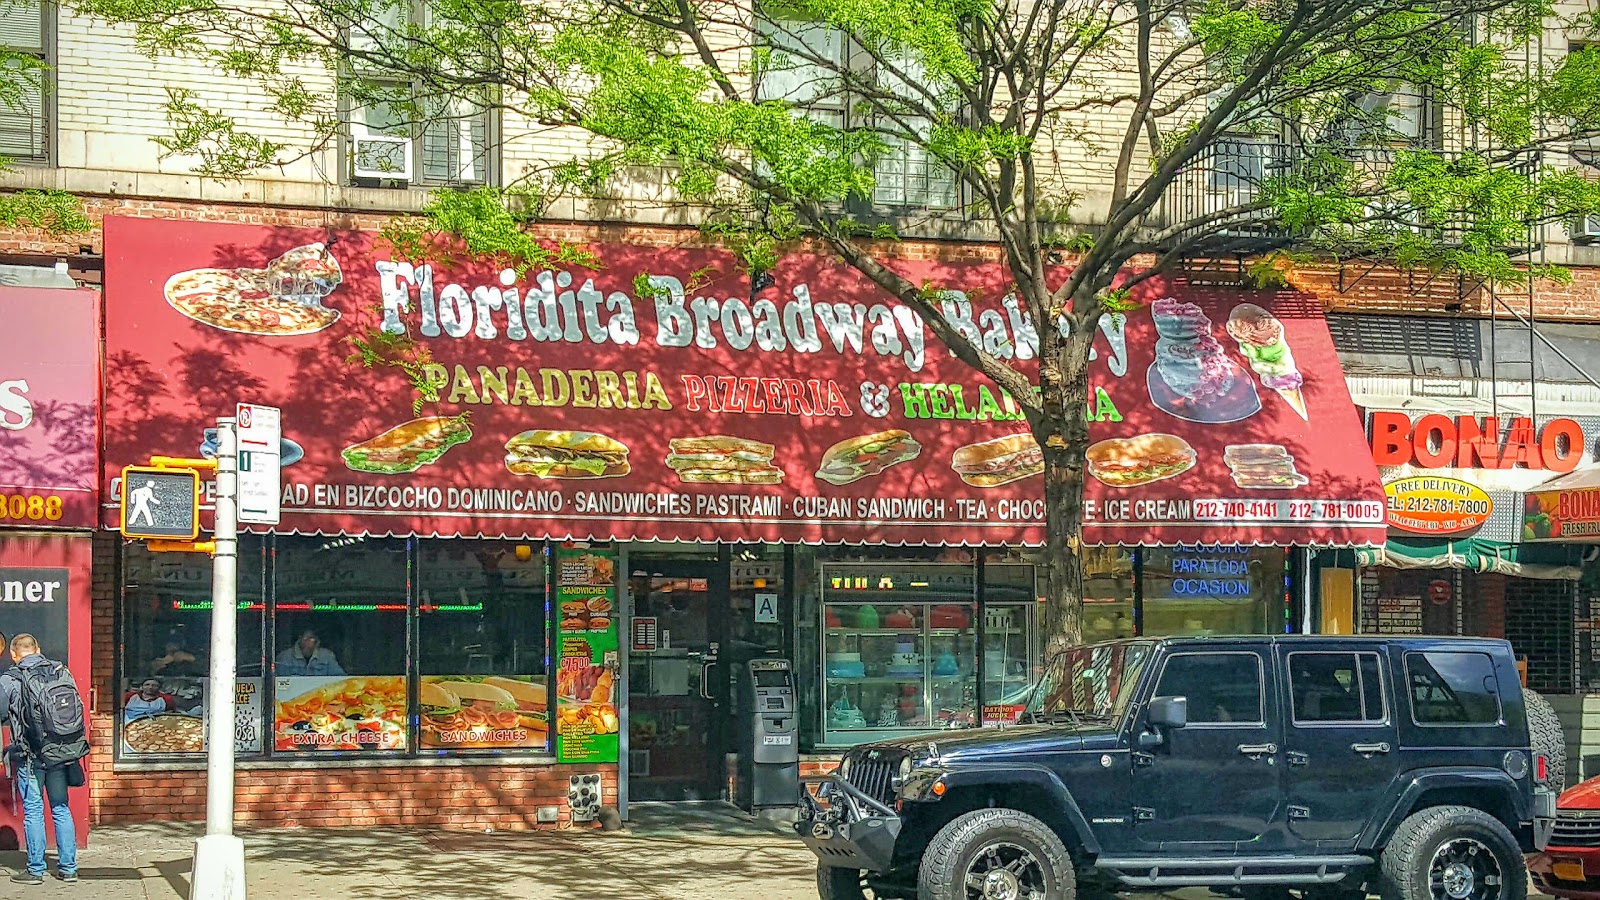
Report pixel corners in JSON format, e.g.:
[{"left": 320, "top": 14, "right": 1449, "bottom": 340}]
[{"left": 1148, "top": 696, "right": 1188, "bottom": 729}]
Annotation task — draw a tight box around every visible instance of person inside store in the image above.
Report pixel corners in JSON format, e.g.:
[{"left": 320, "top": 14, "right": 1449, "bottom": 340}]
[
  {"left": 276, "top": 628, "right": 345, "bottom": 676},
  {"left": 123, "top": 677, "right": 176, "bottom": 723},
  {"left": 150, "top": 639, "right": 203, "bottom": 677}
]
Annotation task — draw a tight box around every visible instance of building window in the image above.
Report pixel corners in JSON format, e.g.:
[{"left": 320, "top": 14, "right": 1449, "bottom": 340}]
[
  {"left": 0, "top": 0, "right": 49, "bottom": 162},
  {"left": 344, "top": 1, "right": 493, "bottom": 188},
  {"left": 755, "top": 16, "right": 958, "bottom": 212},
  {"left": 1141, "top": 546, "right": 1286, "bottom": 637}
]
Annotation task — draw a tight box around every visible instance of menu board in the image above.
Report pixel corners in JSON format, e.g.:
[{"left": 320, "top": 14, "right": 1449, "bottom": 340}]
[
  {"left": 555, "top": 547, "right": 619, "bottom": 763},
  {"left": 121, "top": 676, "right": 264, "bottom": 756},
  {"left": 274, "top": 675, "right": 407, "bottom": 751}
]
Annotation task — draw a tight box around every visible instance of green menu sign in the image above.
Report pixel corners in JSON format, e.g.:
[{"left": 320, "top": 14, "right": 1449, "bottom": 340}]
[{"left": 554, "top": 547, "right": 619, "bottom": 764}]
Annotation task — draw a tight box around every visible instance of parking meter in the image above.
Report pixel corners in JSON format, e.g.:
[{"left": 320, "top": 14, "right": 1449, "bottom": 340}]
[{"left": 737, "top": 658, "right": 799, "bottom": 812}]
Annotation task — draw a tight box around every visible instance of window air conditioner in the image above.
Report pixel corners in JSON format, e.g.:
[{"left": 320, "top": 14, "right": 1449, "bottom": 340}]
[
  {"left": 1575, "top": 214, "right": 1600, "bottom": 240},
  {"left": 352, "top": 134, "right": 413, "bottom": 182}
]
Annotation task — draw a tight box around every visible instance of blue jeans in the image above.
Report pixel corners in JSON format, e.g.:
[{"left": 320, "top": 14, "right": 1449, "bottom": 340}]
[{"left": 16, "top": 763, "right": 75, "bottom": 877}]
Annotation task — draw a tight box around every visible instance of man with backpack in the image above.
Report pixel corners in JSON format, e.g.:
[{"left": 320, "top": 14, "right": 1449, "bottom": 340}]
[{"left": 0, "top": 634, "right": 88, "bottom": 885}]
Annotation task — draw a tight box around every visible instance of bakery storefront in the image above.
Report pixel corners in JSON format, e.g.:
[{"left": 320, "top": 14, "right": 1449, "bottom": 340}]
[
  {"left": 98, "top": 216, "right": 1384, "bottom": 826},
  {"left": 0, "top": 284, "right": 99, "bottom": 846}
]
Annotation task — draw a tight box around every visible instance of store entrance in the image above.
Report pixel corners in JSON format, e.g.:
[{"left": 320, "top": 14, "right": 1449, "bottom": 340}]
[{"left": 627, "top": 558, "right": 731, "bottom": 802}]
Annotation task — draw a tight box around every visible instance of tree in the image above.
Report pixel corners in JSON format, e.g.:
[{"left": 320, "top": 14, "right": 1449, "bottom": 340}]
[{"left": 74, "top": 0, "right": 1600, "bottom": 651}]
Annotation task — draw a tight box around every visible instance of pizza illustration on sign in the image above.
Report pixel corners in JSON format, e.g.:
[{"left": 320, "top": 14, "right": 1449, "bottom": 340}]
[{"left": 163, "top": 243, "right": 343, "bottom": 336}]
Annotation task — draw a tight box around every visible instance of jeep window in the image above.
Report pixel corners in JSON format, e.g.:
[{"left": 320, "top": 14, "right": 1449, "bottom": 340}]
[
  {"left": 1404, "top": 650, "right": 1502, "bottom": 726},
  {"left": 1154, "top": 652, "right": 1264, "bottom": 725},
  {"left": 1289, "top": 652, "right": 1386, "bottom": 723},
  {"left": 1027, "top": 641, "right": 1153, "bottom": 724}
]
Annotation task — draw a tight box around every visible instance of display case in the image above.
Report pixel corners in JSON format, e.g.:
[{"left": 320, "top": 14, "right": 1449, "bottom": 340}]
[{"left": 821, "top": 563, "right": 976, "bottom": 746}]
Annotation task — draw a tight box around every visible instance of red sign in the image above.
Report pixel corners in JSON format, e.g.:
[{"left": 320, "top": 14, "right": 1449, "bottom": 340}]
[
  {"left": 0, "top": 287, "right": 100, "bottom": 529},
  {"left": 101, "top": 217, "right": 1385, "bottom": 546},
  {"left": 1370, "top": 411, "right": 1584, "bottom": 473}
]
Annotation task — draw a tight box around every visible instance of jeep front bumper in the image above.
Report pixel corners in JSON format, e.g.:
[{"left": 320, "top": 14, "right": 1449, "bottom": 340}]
[
  {"left": 1533, "top": 786, "right": 1558, "bottom": 851},
  {"left": 796, "top": 774, "right": 902, "bottom": 873}
]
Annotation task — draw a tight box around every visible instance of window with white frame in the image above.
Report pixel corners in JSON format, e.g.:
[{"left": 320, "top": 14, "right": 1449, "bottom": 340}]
[
  {"left": 0, "top": 0, "right": 49, "bottom": 162},
  {"left": 344, "top": 0, "right": 493, "bottom": 188},
  {"left": 754, "top": 16, "right": 958, "bottom": 211}
]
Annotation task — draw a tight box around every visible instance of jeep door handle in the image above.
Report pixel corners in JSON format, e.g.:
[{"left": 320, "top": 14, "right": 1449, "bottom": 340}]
[
  {"left": 1238, "top": 743, "right": 1278, "bottom": 758},
  {"left": 1351, "top": 742, "right": 1391, "bottom": 755}
]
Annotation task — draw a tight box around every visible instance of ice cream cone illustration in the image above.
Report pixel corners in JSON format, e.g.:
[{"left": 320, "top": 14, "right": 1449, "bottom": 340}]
[{"left": 1226, "top": 303, "right": 1307, "bottom": 420}]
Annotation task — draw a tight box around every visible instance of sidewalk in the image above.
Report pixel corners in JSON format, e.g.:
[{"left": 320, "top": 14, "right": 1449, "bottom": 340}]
[{"left": 0, "top": 812, "right": 821, "bottom": 900}]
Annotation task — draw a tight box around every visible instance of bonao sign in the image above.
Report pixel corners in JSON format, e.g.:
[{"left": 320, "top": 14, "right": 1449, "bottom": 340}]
[
  {"left": 1384, "top": 475, "right": 1494, "bottom": 535},
  {"left": 1370, "top": 412, "right": 1585, "bottom": 473}
]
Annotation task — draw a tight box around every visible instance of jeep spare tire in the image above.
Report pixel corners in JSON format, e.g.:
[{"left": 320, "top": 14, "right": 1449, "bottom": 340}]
[
  {"left": 919, "top": 808, "right": 1075, "bottom": 900},
  {"left": 1524, "top": 687, "right": 1566, "bottom": 788},
  {"left": 1378, "top": 805, "right": 1526, "bottom": 900}
]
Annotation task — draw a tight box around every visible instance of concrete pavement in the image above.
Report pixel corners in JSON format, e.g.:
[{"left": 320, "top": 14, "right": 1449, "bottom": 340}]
[
  {"left": 0, "top": 808, "right": 1561, "bottom": 900},
  {"left": 0, "top": 809, "right": 823, "bottom": 900}
]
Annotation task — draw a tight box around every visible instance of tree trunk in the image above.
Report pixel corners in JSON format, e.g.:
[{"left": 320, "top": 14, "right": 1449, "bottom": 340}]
[{"left": 1033, "top": 312, "right": 1097, "bottom": 659}]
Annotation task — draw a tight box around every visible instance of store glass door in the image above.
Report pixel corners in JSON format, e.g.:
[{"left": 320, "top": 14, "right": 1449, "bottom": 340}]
[{"left": 627, "top": 559, "right": 730, "bottom": 801}]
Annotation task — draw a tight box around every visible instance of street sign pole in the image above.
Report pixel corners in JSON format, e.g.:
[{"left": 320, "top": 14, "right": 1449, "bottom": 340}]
[{"left": 191, "top": 416, "right": 245, "bottom": 900}]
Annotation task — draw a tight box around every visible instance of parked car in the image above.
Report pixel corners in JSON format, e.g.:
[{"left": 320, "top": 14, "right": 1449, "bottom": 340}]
[
  {"left": 1529, "top": 776, "right": 1600, "bottom": 899},
  {"left": 798, "top": 636, "right": 1563, "bottom": 900}
]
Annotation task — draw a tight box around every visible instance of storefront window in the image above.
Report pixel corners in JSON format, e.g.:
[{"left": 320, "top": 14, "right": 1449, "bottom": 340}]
[
  {"left": 1142, "top": 546, "right": 1285, "bottom": 636},
  {"left": 119, "top": 537, "right": 266, "bottom": 757},
  {"left": 980, "top": 564, "right": 1040, "bottom": 725},
  {"left": 272, "top": 538, "right": 408, "bottom": 753},
  {"left": 820, "top": 561, "right": 976, "bottom": 745},
  {"left": 1083, "top": 547, "right": 1135, "bottom": 643},
  {"left": 418, "top": 540, "right": 550, "bottom": 752}
]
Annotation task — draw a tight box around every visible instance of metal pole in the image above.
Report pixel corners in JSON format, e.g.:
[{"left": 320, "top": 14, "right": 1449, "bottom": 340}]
[
  {"left": 206, "top": 417, "right": 239, "bottom": 835},
  {"left": 191, "top": 416, "right": 246, "bottom": 900}
]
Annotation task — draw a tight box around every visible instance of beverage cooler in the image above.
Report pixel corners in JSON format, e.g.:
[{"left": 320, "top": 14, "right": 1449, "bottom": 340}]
[{"left": 0, "top": 533, "right": 92, "bottom": 850}]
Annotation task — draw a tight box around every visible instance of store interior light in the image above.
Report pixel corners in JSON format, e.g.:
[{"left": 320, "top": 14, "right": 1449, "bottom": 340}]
[
  {"left": 170, "top": 600, "right": 484, "bottom": 613},
  {"left": 515, "top": 544, "right": 534, "bottom": 562}
]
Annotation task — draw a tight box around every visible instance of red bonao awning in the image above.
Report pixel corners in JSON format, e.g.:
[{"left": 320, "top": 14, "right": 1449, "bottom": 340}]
[{"left": 100, "top": 217, "right": 1385, "bottom": 546}]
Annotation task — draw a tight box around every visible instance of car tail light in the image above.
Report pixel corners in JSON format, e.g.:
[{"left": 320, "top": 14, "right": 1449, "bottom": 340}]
[{"left": 1536, "top": 753, "right": 1550, "bottom": 783}]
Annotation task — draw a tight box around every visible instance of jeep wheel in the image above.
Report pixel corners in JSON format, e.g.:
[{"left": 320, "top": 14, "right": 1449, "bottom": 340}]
[
  {"left": 1524, "top": 688, "right": 1566, "bottom": 788},
  {"left": 919, "top": 808, "right": 1075, "bottom": 900},
  {"left": 817, "top": 865, "right": 875, "bottom": 900},
  {"left": 1378, "top": 806, "right": 1525, "bottom": 900}
]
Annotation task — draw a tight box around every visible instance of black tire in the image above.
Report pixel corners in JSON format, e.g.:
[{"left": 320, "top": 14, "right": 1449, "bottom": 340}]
[
  {"left": 1377, "top": 805, "right": 1526, "bottom": 900},
  {"left": 817, "top": 865, "right": 873, "bottom": 900},
  {"left": 1524, "top": 687, "right": 1567, "bottom": 788},
  {"left": 919, "top": 808, "right": 1075, "bottom": 900}
]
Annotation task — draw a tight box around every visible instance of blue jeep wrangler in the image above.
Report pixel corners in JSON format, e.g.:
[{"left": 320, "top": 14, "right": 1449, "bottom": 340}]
[{"left": 799, "top": 636, "right": 1562, "bottom": 900}]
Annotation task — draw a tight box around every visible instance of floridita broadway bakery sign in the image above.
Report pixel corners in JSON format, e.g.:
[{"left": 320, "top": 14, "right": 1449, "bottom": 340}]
[{"left": 101, "top": 217, "right": 1386, "bottom": 546}]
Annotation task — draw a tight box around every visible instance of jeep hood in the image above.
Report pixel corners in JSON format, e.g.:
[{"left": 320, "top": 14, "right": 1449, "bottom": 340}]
[{"left": 855, "top": 723, "right": 1121, "bottom": 762}]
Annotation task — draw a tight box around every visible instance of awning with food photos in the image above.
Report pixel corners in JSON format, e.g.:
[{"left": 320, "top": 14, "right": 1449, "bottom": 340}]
[{"left": 98, "top": 216, "right": 1386, "bottom": 547}]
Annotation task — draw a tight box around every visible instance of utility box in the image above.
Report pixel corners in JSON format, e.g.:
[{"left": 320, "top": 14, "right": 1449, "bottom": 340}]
[{"left": 735, "top": 658, "right": 799, "bottom": 813}]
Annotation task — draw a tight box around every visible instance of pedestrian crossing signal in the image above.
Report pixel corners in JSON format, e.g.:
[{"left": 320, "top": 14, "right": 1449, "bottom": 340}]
[{"left": 119, "top": 465, "right": 201, "bottom": 541}]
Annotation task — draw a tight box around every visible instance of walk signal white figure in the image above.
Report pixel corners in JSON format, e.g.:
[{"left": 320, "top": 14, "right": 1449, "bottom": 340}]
[{"left": 128, "top": 480, "right": 160, "bottom": 527}]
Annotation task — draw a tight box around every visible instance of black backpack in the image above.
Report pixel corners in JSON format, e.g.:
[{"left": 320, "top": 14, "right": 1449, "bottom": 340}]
[{"left": 12, "top": 660, "right": 88, "bottom": 767}]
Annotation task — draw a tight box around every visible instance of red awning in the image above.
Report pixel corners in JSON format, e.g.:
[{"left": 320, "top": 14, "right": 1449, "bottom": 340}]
[
  {"left": 101, "top": 216, "right": 1385, "bottom": 546},
  {"left": 0, "top": 286, "right": 100, "bottom": 529}
]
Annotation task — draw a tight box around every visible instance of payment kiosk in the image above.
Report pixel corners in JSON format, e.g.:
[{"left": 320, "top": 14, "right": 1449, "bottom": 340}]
[{"left": 735, "top": 658, "right": 799, "bottom": 813}]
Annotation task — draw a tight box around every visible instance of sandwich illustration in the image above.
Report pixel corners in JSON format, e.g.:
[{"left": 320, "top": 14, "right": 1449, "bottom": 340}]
[
  {"left": 504, "top": 430, "right": 630, "bottom": 479},
  {"left": 951, "top": 433, "right": 1044, "bottom": 488},
  {"left": 419, "top": 679, "right": 544, "bottom": 748},
  {"left": 481, "top": 676, "right": 549, "bottom": 733},
  {"left": 1086, "top": 433, "right": 1197, "bottom": 488},
  {"left": 666, "top": 435, "right": 784, "bottom": 484},
  {"left": 1224, "top": 443, "right": 1308, "bottom": 489},
  {"left": 815, "top": 430, "right": 923, "bottom": 486},
  {"left": 341, "top": 415, "right": 472, "bottom": 474},
  {"left": 1226, "top": 303, "right": 1307, "bottom": 419}
]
